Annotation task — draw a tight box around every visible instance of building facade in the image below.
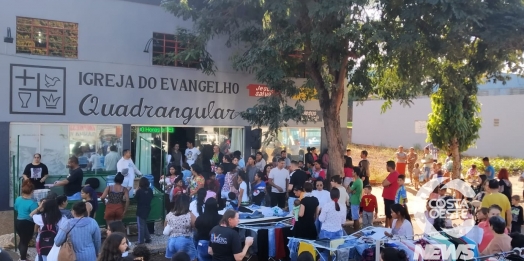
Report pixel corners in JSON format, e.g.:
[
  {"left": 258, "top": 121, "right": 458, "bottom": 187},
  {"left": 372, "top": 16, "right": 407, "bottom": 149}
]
[
  {"left": 353, "top": 76, "right": 524, "bottom": 159},
  {"left": 0, "top": 0, "right": 347, "bottom": 210}
]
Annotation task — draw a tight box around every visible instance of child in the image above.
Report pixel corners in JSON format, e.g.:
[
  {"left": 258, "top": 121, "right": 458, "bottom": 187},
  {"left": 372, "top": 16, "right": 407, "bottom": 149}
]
[
  {"left": 172, "top": 176, "right": 185, "bottom": 202},
  {"left": 476, "top": 207, "right": 489, "bottom": 225},
  {"left": 395, "top": 175, "right": 408, "bottom": 207},
  {"left": 226, "top": 192, "right": 238, "bottom": 211},
  {"left": 237, "top": 172, "right": 250, "bottom": 207},
  {"left": 135, "top": 177, "right": 153, "bottom": 244},
  {"left": 215, "top": 166, "right": 225, "bottom": 191},
  {"left": 511, "top": 195, "right": 524, "bottom": 233},
  {"left": 360, "top": 185, "right": 378, "bottom": 228},
  {"left": 107, "top": 221, "right": 133, "bottom": 256},
  {"left": 412, "top": 163, "right": 421, "bottom": 189},
  {"left": 181, "top": 163, "right": 192, "bottom": 185},
  {"left": 292, "top": 199, "right": 301, "bottom": 225},
  {"left": 208, "top": 172, "right": 221, "bottom": 194},
  {"left": 205, "top": 179, "right": 217, "bottom": 202},
  {"left": 131, "top": 245, "right": 151, "bottom": 261},
  {"left": 252, "top": 172, "right": 266, "bottom": 206},
  {"left": 467, "top": 164, "right": 478, "bottom": 177}
]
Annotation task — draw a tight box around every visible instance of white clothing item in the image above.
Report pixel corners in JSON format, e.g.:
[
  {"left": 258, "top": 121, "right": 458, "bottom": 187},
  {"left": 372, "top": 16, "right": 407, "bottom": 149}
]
[
  {"left": 312, "top": 189, "right": 331, "bottom": 209},
  {"left": 337, "top": 186, "right": 350, "bottom": 206},
  {"left": 319, "top": 201, "right": 346, "bottom": 232},
  {"left": 185, "top": 147, "right": 201, "bottom": 166},
  {"left": 391, "top": 219, "right": 414, "bottom": 238},
  {"left": 117, "top": 157, "right": 142, "bottom": 195},
  {"left": 396, "top": 152, "right": 407, "bottom": 163},
  {"left": 189, "top": 200, "right": 204, "bottom": 218},
  {"left": 104, "top": 151, "right": 120, "bottom": 171},
  {"left": 89, "top": 153, "right": 101, "bottom": 169},
  {"left": 33, "top": 215, "right": 68, "bottom": 241},
  {"left": 239, "top": 181, "right": 250, "bottom": 202},
  {"left": 255, "top": 159, "right": 266, "bottom": 172},
  {"left": 268, "top": 167, "right": 290, "bottom": 193}
]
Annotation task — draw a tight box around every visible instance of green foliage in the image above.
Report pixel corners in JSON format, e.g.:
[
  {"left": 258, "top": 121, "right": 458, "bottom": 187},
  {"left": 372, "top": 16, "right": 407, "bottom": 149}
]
[
  {"left": 427, "top": 90, "right": 482, "bottom": 152},
  {"left": 462, "top": 158, "right": 524, "bottom": 173}
]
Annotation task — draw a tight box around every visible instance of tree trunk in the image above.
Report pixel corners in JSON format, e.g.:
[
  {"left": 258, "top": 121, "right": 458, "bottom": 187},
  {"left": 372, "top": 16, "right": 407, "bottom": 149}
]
[
  {"left": 319, "top": 84, "right": 345, "bottom": 187},
  {"left": 451, "top": 137, "right": 461, "bottom": 180}
]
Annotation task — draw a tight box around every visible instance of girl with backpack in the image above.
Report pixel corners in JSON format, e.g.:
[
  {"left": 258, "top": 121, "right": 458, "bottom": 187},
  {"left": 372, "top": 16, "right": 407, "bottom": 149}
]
[{"left": 31, "top": 199, "right": 68, "bottom": 261}]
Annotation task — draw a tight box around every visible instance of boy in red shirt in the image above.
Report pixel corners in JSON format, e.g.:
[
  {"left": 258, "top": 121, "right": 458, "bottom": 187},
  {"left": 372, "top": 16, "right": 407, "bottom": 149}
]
[{"left": 360, "top": 185, "right": 378, "bottom": 228}]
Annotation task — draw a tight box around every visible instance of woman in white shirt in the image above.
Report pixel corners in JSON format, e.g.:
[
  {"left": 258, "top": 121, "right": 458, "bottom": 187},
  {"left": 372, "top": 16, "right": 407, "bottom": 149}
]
[
  {"left": 385, "top": 204, "right": 413, "bottom": 238},
  {"left": 189, "top": 188, "right": 206, "bottom": 218},
  {"left": 318, "top": 189, "right": 346, "bottom": 239},
  {"left": 237, "top": 171, "right": 250, "bottom": 207}
]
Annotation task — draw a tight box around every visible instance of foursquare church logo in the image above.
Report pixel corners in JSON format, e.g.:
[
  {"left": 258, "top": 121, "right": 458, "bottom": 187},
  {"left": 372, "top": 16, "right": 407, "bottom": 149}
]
[{"left": 10, "top": 64, "right": 66, "bottom": 115}]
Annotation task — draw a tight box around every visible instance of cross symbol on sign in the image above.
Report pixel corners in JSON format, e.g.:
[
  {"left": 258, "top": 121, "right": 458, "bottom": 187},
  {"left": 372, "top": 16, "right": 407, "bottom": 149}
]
[{"left": 16, "top": 71, "right": 57, "bottom": 107}]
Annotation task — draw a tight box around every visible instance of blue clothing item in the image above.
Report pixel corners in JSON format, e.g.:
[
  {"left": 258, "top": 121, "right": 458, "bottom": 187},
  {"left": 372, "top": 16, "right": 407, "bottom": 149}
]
[
  {"left": 288, "top": 197, "right": 297, "bottom": 216},
  {"left": 182, "top": 170, "right": 192, "bottom": 182},
  {"left": 351, "top": 205, "right": 360, "bottom": 220},
  {"left": 315, "top": 218, "right": 321, "bottom": 235},
  {"left": 137, "top": 217, "right": 151, "bottom": 244},
  {"left": 216, "top": 174, "right": 225, "bottom": 191},
  {"left": 197, "top": 240, "right": 212, "bottom": 261},
  {"left": 238, "top": 158, "right": 245, "bottom": 168},
  {"left": 460, "top": 235, "right": 479, "bottom": 258},
  {"left": 54, "top": 217, "right": 101, "bottom": 261},
  {"left": 67, "top": 192, "right": 81, "bottom": 201},
  {"left": 14, "top": 197, "right": 38, "bottom": 221},
  {"left": 395, "top": 185, "right": 407, "bottom": 204},
  {"left": 165, "top": 236, "right": 196, "bottom": 260},
  {"left": 268, "top": 228, "right": 276, "bottom": 257},
  {"left": 385, "top": 242, "right": 414, "bottom": 261},
  {"left": 424, "top": 167, "right": 431, "bottom": 180},
  {"left": 319, "top": 229, "right": 344, "bottom": 240},
  {"left": 486, "top": 165, "right": 495, "bottom": 180}
]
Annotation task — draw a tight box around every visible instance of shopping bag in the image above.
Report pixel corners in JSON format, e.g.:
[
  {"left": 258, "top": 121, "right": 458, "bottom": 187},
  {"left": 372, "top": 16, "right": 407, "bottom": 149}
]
[
  {"left": 47, "top": 244, "right": 60, "bottom": 261},
  {"left": 58, "top": 241, "right": 76, "bottom": 261}
]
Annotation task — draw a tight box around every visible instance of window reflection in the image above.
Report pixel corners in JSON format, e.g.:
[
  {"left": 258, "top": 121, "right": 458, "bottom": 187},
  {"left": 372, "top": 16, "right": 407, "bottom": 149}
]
[{"left": 259, "top": 127, "right": 321, "bottom": 162}]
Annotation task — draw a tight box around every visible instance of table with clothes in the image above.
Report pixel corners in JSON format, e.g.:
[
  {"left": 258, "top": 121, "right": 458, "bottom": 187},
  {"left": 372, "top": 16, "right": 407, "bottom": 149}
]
[
  {"left": 286, "top": 225, "right": 486, "bottom": 261},
  {"left": 221, "top": 205, "right": 294, "bottom": 260},
  {"left": 219, "top": 205, "right": 292, "bottom": 224},
  {"left": 353, "top": 226, "right": 483, "bottom": 261}
]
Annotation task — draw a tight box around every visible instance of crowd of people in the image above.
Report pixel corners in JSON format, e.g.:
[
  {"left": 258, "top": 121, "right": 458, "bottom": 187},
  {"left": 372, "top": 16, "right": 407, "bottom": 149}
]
[{"left": 9, "top": 142, "right": 524, "bottom": 261}]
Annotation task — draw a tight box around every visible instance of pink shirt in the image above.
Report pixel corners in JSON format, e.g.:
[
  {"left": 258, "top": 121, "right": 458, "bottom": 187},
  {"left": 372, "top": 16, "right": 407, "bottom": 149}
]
[
  {"left": 205, "top": 190, "right": 216, "bottom": 202},
  {"left": 478, "top": 221, "right": 509, "bottom": 253}
]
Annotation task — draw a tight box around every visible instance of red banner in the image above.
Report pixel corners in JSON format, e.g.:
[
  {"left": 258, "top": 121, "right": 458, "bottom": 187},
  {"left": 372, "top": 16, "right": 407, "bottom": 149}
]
[{"left": 247, "top": 84, "right": 274, "bottom": 97}]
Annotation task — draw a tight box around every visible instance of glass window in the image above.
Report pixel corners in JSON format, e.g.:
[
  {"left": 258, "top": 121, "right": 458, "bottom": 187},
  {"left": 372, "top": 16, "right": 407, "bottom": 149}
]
[
  {"left": 259, "top": 127, "right": 322, "bottom": 163},
  {"left": 9, "top": 123, "right": 122, "bottom": 206},
  {"left": 16, "top": 17, "right": 78, "bottom": 58}
]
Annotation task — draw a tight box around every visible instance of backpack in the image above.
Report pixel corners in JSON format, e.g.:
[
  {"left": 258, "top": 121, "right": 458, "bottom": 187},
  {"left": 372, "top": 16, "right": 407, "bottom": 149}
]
[{"left": 37, "top": 216, "right": 58, "bottom": 256}]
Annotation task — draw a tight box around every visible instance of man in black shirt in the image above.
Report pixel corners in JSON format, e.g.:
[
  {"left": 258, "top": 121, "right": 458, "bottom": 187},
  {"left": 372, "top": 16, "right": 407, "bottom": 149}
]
[
  {"left": 287, "top": 160, "right": 309, "bottom": 211},
  {"left": 53, "top": 156, "right": 84, "bottom": 200}
]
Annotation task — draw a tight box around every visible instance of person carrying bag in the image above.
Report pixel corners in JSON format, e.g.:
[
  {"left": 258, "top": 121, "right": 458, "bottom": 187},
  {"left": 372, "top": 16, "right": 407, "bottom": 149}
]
[{"left": 60, "top": 217, "right": 83, "bottom": 260}]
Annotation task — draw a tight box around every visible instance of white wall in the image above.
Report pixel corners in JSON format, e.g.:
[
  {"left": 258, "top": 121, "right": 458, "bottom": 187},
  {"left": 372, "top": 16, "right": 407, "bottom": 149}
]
[
  {"left": 353, "top": 95, "right": 524, "bottom": 158},
  {"left": 0, "top": 0, "right": 347, "bottom": 127}
]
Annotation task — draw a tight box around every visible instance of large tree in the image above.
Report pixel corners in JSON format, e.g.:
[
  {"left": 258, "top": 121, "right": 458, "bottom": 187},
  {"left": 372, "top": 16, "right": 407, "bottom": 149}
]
[
  {"left": 161, "top": 0, "right": 382, "bottom": 180},
  {"left": 162, "top": 0, "right": 524, "bottom": 182}
]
